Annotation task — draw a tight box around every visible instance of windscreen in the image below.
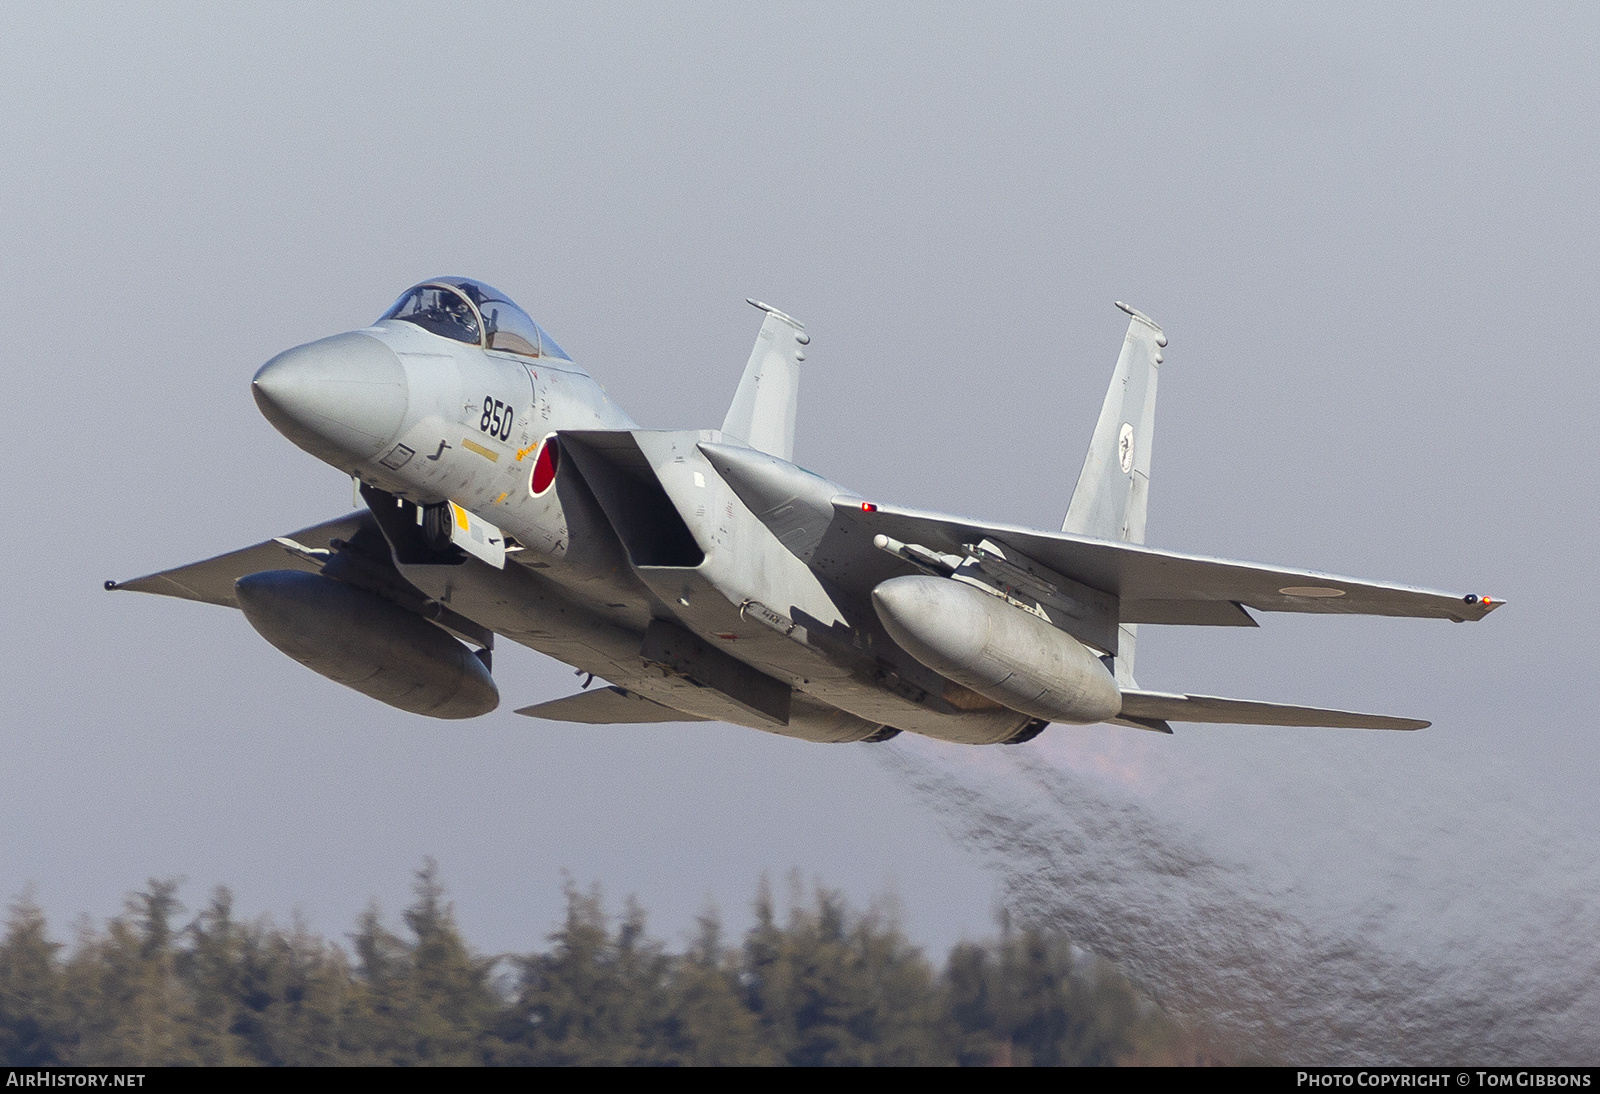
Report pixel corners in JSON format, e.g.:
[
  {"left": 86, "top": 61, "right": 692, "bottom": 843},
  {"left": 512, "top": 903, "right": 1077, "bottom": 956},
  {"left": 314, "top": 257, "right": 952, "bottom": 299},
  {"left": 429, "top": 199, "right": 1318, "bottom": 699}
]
[{"left": 382, "top": 285, "right": 481, "bottom": 345}]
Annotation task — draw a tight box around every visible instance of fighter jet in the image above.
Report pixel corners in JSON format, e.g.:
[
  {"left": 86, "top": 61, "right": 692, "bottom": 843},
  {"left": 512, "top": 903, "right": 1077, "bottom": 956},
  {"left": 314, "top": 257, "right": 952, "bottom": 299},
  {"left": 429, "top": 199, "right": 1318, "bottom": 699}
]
[{"left": 109, "top": 278, "right": 1500, "bottom": 743}]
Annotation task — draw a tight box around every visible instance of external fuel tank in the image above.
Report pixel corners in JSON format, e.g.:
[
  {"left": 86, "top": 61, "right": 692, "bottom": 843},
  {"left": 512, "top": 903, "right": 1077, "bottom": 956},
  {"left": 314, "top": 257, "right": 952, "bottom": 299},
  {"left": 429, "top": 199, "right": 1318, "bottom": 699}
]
[
  {"left": 871, "top": 575, "right": 1120, "bottom": 725},
  {"left": 234, "top": 570, "right": 499, "bottom": 719}
]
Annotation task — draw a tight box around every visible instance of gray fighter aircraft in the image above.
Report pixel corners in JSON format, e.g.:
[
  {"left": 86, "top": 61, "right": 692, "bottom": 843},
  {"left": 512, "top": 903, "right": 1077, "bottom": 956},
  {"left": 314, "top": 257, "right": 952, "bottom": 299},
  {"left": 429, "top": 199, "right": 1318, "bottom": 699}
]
[{"left": 109, "top": 279, "right": 1501, "bottom": 743}]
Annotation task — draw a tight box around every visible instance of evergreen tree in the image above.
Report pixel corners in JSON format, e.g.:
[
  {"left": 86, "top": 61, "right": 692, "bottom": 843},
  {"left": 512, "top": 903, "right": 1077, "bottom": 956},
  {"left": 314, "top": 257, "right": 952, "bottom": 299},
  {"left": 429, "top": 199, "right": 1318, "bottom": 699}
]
[
  {"left": 500, "top": 881, "right": 642, "bottom": 1065},
  {"left": 64, "top": 880, "right": 201, "bottom": 1065},
  {"left": 401, "top": 861, "right": 501, "bottom": 1064},
  {"left": 344, "top": 862, "right": 501, "bottom": 1065},
  {"left": 944, "top": 940, "right": 1002, "bottom": 1065},
  {"left": 222, "top": 906, "right": 372, "bottom": 1066},
  {"left": 659, "top": 911, "right": 773, "bottom": 1065},
  {"left": 0, "top": 894, "right": 68, "bottom": 1065},
  {"left": 739, "top": 876, "right": 788, "bottom": 1060},
  {"left": 743, "top": 882, "right": 948, "bottom": 1066},
  {"left": 0, "top": 868, "right": 1201, "bottom": 1067},
  {"left": 945, "top": 920, "right": 1186, "bottom": 1066},
  {"left": 348, "top": 899, "right": 418, "bottom": 1064}
]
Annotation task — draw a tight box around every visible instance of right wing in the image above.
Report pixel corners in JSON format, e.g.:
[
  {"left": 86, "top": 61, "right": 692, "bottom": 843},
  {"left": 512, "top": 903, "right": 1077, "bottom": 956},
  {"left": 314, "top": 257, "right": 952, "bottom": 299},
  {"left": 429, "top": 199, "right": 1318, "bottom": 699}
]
[{"left": 108, "top": 513, "right": 367, "bottom": 608}]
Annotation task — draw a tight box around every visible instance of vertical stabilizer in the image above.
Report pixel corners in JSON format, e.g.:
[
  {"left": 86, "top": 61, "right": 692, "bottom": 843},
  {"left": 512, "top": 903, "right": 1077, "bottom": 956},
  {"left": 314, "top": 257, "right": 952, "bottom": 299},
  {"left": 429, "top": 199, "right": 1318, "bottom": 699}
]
[
  {"left": 1063, "top": 302, "right": 1166, "bottom": 682},
  {"left": 721, "top": 300, "right": 808, "bottom": 462}
]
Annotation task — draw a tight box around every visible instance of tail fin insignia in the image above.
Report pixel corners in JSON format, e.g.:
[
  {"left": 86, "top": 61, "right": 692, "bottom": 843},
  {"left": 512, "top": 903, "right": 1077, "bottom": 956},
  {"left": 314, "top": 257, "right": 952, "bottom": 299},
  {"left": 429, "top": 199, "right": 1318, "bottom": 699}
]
[
  {"left": 1063, "top": 303, "right": 1167, "bottom": 682},
  {"left": 1063, "top": 302, "right": 1165, "bottom": 545}
]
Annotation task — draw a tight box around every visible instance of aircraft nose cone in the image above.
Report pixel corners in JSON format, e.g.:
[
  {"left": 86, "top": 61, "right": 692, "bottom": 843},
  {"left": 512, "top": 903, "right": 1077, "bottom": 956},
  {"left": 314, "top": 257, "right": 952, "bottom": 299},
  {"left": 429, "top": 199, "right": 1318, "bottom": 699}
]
[{"left": 252, "top": 332, "right": 408, "bottom": 467}]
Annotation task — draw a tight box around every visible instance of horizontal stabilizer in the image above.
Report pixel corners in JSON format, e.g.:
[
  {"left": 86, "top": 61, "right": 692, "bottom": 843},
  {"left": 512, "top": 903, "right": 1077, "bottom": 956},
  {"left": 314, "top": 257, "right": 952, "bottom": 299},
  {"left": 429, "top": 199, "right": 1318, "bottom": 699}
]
[
  {"left": 515, "top": 686, "right": 706, "bottom": 724},
  {"left": 108, "top": 513, "right": 367, "bottom": 607},
  {"left": 1118, "top": 689, "right": 1429, "bottom": 731}
]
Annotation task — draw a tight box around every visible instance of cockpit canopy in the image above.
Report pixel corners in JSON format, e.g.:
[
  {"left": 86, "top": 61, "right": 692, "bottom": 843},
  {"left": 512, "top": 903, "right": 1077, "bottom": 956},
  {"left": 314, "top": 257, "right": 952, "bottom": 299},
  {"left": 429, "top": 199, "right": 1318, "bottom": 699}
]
[{"left": 380, "top": 277, "right": 571, "bottom": 361}]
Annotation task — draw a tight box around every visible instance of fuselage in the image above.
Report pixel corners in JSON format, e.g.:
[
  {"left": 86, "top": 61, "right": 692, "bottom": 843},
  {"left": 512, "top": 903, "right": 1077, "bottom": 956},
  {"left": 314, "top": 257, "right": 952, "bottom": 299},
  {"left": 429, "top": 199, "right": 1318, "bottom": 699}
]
[
  {"left": 116, "top": 280, "right": 1484, "bottom": 739},
  {"left": 249, "top": 279, "right": 1096, "bottom": 744}
]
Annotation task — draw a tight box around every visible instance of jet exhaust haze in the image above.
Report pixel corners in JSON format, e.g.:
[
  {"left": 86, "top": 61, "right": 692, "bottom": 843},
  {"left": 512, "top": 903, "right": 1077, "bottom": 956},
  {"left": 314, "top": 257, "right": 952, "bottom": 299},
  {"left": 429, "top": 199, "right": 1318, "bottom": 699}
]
[{"left": 880, "top": 736, "right": 1600, "bottom": 1063}]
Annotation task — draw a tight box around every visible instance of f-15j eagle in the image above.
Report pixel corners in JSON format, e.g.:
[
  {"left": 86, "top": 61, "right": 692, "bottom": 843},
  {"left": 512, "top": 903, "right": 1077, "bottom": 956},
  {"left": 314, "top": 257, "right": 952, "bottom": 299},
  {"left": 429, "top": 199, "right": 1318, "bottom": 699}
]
[{"left": 110, "top": 279, "right": 1500, "bottom": 743}]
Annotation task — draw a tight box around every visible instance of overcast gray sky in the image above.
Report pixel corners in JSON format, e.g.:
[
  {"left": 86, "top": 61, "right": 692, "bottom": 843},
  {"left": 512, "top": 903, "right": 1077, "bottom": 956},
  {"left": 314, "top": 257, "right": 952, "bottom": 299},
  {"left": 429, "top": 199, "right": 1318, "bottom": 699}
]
[{"left": 2, "top": 3, "right": 1595, "bottom": 1060}]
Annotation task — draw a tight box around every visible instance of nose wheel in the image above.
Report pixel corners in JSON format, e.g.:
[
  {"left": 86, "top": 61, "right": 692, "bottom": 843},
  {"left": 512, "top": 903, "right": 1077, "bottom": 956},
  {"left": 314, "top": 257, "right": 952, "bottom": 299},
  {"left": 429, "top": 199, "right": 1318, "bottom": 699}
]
[{"left": 422, "top": 503, "right": 454, "bottom": 551}]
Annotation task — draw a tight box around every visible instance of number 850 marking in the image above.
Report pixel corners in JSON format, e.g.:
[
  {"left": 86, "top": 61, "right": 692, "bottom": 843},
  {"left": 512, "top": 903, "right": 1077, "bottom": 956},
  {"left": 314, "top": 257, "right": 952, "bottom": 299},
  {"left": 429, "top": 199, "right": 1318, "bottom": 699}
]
[{"left": 480, "top": 396, "right": 514, "bottom": 441}]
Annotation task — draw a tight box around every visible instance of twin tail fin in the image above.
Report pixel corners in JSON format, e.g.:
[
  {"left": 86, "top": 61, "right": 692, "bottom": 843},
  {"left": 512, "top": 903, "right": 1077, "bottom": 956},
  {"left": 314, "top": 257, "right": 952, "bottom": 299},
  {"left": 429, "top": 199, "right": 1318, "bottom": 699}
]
[
  {"left": 721, "top": 300, "right": 808, "bottom": 462},
  {"left": 1064, "top": 302, "right": 1166, "bottom": 682}
]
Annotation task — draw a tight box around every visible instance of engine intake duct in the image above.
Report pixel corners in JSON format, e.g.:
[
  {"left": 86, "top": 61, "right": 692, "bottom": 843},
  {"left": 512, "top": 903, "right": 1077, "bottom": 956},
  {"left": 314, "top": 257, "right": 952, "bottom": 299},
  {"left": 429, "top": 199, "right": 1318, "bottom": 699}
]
[{"left": 558, "top": 432, "right": 704, "bottom": 568}]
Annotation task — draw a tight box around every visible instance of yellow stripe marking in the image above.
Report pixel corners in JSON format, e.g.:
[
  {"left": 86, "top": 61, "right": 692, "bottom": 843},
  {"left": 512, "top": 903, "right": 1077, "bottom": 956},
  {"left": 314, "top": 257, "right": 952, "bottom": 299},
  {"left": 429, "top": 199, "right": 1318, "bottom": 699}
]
[
  {"left": 493, "top": 491, "right": 509, "bottom": 505},
  {"left": 461, "top": 437, "right": 500, "bottom": 462},
  {"left": 450, "top": 502, "right": 470, "bottom": 530},
  {"left": 515, "top": 444, "right": 538, "bottom": 462}
]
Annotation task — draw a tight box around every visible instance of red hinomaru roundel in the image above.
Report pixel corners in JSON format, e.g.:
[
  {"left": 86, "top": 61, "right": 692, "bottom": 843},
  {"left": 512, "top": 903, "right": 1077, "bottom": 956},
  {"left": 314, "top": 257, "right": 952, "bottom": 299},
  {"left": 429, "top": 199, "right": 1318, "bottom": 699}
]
[{"left": 529, "top": 435, "right": 559, "bottom": 496}]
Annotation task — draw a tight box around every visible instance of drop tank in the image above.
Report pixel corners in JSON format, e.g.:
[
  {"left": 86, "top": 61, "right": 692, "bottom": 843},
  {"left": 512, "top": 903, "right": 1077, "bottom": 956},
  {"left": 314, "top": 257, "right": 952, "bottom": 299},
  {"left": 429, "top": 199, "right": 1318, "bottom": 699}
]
[
  {"left": 234, "top": 570, "right": 498, "bottom": 719},
  {"left": 871, "top": 575, "right": 1120, "bottom": 725}
]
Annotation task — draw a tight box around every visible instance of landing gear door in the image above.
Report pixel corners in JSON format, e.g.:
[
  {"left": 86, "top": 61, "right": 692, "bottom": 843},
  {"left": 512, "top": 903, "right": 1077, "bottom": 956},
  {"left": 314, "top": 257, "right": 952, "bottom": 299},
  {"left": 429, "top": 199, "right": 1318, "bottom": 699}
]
[{"left": 447, "top": 501, "right": 508, "bottom": 569}]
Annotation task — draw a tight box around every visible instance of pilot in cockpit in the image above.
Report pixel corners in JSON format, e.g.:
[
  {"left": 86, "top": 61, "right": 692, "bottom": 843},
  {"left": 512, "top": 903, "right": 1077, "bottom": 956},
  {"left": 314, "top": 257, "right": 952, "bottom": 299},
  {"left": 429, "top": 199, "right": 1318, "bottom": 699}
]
[
  {"left": 381, "top": 278, "right": 571, "bottom": 361},
  {"left": 439, "top": 292, "right": 477, "bottom": 338}
]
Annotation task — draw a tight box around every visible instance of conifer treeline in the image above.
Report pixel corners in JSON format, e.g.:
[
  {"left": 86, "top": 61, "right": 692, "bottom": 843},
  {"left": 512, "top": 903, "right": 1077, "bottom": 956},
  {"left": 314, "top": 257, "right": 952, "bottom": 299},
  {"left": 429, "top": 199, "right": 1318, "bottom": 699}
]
[{"left": 0, "top": 866, "right": 1200, "bottom": 1066}]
